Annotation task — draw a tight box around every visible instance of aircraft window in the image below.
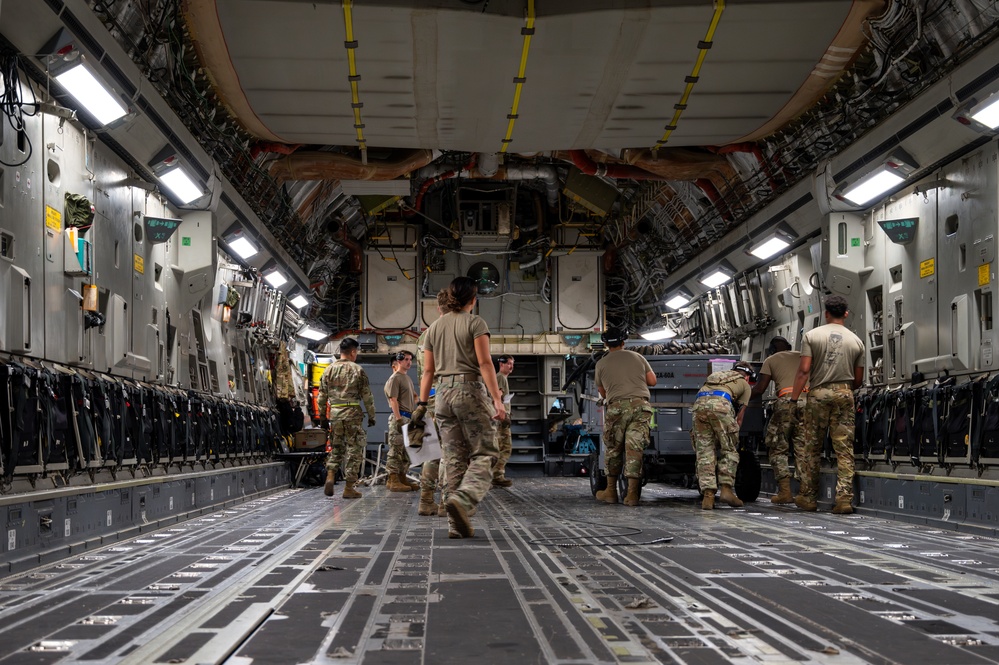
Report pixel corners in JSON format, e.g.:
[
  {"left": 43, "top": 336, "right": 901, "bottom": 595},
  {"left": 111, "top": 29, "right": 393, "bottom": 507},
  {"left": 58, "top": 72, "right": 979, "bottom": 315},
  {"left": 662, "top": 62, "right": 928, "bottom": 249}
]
[
  {"left": 945, "top": 214, "right": 959, "bottom": 236},
  {"left": 960, "top": 243, "right": 967, "bottom": 272},
  {"left": 837, "top": 222, "right": 848, "bottom": 255}
]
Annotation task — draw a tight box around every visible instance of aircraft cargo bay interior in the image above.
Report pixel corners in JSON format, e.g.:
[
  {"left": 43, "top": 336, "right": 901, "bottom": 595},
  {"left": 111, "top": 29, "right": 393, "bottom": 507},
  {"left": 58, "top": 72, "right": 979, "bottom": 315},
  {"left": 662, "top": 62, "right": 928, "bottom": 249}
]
[{"left": 3, "top": 1, "right": 999, "bottom": 663}]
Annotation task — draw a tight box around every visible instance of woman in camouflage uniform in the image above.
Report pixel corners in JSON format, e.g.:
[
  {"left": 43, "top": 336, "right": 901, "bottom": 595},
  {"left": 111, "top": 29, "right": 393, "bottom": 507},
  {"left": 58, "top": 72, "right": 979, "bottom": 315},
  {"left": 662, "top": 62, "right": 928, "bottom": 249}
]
[{"left": 414, "top": 277, "right": 507, "bottom": 538}]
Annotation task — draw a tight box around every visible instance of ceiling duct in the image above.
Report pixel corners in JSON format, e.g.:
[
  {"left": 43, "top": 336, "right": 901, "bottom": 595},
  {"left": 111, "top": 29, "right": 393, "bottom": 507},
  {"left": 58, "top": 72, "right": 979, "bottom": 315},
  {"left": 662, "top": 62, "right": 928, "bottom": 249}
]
[{"left": 268, "top": 149, "right": 437, "bottom": 183}]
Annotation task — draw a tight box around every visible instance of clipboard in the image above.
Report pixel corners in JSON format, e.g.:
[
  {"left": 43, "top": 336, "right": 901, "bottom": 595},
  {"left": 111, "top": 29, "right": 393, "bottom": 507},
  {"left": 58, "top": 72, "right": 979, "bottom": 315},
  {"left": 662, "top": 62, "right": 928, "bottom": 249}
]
[{"left": 402, "top": 422, "right": 443, "bottom": 464}]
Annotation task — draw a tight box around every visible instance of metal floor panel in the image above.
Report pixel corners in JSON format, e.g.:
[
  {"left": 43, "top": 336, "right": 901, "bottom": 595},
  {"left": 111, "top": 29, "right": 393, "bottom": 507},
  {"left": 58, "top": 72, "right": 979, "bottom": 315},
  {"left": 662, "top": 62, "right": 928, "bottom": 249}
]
[{"left": 1, "top": 479, "right": 999, "bottom": 664}]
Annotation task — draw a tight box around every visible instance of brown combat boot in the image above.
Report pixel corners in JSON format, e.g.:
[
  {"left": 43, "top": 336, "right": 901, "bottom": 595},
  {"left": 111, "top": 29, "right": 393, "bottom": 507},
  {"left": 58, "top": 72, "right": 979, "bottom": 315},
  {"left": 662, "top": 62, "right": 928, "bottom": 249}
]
[
  {"left": 794, "top": 495, "right": 817, "bottom": 511},
  {"left": 418, "top": 489, "right": 438, "bottom": 516},
  {"left": 702, "top": 491, "right": 715, "bottom": 510},
  {"left": 342, "top": 480, "right": 362, "bottom": 499},
  {"left": 831, "top": 498, "right": 854, "bottom": 514},
  {"left": 771, "top": 478, "right": 793, "bottom": 504},
  {"left": 402, "top": 473, "right": 421, "bottom": 489},
  {"left": 437, "top": 499, "right": 447, "bottom": 516},
  {"left": 323, "top": 470, "right": 336, "bottom": 497},
  {"left": 445, "top": 496, "right": 474, "bottom": 538},
  {"left": 719, "top": 484, "right": 743, "bottom": 507},
  {"left": 595, "top": 475, "right": 619, "bottom": 504},
  {"left": 492, "top": 476, "right": 513, "bottom": 488},
  {"left": 622, "top": 478, "right": 641, "bottom": 506},
  {"left": 387, "top": 473, "right": 416, "bottom": 492}
]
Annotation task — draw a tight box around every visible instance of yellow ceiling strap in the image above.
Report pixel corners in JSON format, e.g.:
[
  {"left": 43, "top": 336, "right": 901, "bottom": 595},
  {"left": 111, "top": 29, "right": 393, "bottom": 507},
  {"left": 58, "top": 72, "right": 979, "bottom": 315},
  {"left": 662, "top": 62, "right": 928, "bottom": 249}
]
[
  {"left": 500, "top": 0, "right": 536, "bottom": 153},
  {"left": 653, "top": 0, "right": 725, "bottom": 150},
  {"left": 342, "top": 0, "right": 367, "bottom": 154}
]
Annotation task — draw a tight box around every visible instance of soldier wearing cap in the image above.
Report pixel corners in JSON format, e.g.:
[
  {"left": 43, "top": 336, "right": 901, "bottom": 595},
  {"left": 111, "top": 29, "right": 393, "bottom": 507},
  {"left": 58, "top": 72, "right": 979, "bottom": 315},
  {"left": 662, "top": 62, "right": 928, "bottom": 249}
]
[
  {"left": 384, "top": 350, "right": 420, "bottom": 493},
  {"left": 750, "top": 336, "right": 806, "bottom": 504},
  {"left": 492, "top": 354, "right": 515, "bottom": 488},
  {"left": 593, "top": 328, "right": 657, "bottom": 506},
  {"left": 318, "top": 337, "right": 377, "bottom": 499},
  {"left": 691, "top": 362, "right": 755, "bottom": 509}
]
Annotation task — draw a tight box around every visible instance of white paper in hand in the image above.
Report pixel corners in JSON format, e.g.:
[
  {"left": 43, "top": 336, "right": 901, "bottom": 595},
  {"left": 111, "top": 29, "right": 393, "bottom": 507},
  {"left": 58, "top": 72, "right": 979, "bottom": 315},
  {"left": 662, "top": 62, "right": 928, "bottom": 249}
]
[
  {"left": 402, "top": 422, "right": 442, "bottom": 465},
  {"left": 503, "top": 392, "right": 514, "bottom": 405}
]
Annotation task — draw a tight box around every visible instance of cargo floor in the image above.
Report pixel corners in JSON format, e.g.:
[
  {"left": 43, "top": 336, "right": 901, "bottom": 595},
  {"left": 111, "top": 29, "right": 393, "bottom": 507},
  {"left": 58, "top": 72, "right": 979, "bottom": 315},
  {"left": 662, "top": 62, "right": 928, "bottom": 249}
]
[{"left": 2, "top": 478, "right": 999, "bottom": 664}]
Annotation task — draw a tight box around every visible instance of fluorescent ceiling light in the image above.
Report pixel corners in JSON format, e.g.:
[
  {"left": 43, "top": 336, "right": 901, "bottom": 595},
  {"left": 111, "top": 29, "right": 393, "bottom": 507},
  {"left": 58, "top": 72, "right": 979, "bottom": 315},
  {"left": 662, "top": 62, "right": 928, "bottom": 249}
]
[
  {"left": 748, "top": 236, "right": 791, "bottom": 260},
  {"left": 700, "top": 269, "right": 733, "bottom": 289},
  {"left": 263, "top": 269, "right": 288, "bottom": 288},
  {"left": 54, "top": 63, "right": 128, "bottom": 125},
  {"left": 970, "top": 95, "right": 999, "bottom": 129},
  {"left": 298, "top": 327, "right": 327, "bottom": 341},
  {"left": 227, "top": 236, "right": 258, "bottom": 259},
  {"left": 159, "top": 167, "right": 204, "bottom": 204},
  {"left": 640, "top": 326, "right": 676, "bottom": 341},
  {"left": 665, "top": 294, "right": 690, "bottom": 310},
  {"left": 841, "top": 169, "right": 904, "bottom": 206},
  {"left": 290, "top": 294, "right": 309, "bottom": 309}
]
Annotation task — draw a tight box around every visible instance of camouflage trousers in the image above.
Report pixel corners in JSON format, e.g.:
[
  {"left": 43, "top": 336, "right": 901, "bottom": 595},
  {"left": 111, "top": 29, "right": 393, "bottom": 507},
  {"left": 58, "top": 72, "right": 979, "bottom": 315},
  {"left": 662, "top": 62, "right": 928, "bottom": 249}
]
[
  {"left": 434, "top": 380, "right": 498, "bottom": 521},
  {"left": 765, "top": 399, "right": 804, "bottom": 482},
  {"left": 419, "top": 403, "right": 447, "bottom": 494},
  {"left": 326, "top": 408, "right": 365, "bottom": 482},
  {"left": 603, "top": 398, "right": 653, "bottom": 478},
  {"left": 801, "top": 383, "right": 856, "bottom": 503},
  {"left": 386, "top": 416, "right": 411, "bottom": 475},
  {"left": 493, "top": 421, "right": 512, "bottom": 479},
  {"left": 690, "top": 395, "right": 739, "bottom": 491}
]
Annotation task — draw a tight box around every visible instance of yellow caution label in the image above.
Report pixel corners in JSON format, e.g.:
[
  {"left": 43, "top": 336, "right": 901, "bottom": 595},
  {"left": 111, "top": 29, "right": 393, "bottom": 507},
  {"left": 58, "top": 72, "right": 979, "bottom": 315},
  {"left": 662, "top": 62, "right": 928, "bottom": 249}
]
[
  {"left": 45, "top": 205, "right": 62, "bottom": 232},
  {"left": 134, "top": 254, "right": 144, "bottom": 274},
  {"left": 587, "top": 617, "right": 607, "bottom": 629},
  {"left": 919, "top": 258, "right": 935, "bottom": 278},
  {"left": 979, "top": 262, "right": 991, "bottom": 287}
]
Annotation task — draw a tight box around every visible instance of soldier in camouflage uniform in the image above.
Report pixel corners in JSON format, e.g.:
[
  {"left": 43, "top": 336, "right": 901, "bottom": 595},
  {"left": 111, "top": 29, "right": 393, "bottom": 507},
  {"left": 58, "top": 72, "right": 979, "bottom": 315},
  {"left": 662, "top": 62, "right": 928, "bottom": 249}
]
[
  {"left": 317, "top": 337, "right": 376, "bottom": 499},
  {"left": 415, "top": 277, "right": 506, "bottom": 538},
  {"left": 691, "top": 362, "right": 754, "bottom": 510},
  {"left": 384, "top": 351, "right": 420, "bottom": 492},
  {"left": 791, "top": 295, "right": 864, "bottom": 514},
  {"left": 492, "top": 355, "right": 515, "bottom": 487},
  {"left": 750, "top": 336, "right": 806, "bottom": 503},
  {"left": 593, "top": 329, "right": 657, "bottom": 506},
  {"left": 416, "top": 324, "right": 447, "bottom": 517}
]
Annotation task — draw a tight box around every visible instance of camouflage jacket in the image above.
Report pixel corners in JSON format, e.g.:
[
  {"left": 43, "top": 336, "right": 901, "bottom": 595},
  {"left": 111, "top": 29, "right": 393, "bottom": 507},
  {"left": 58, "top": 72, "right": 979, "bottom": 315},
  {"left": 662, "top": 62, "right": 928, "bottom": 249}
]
[{"left": 317, "top": 358, "right": 375, "bottom": 419}]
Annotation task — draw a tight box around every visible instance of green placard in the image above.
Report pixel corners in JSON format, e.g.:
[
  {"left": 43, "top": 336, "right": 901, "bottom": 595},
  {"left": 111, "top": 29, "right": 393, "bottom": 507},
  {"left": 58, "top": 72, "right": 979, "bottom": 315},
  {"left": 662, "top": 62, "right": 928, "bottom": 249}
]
[
  {"left": 851, "top": 237, "right": 861, "bottom": 247},
  {"left": 877, "top": 217, "right": 918, "bottom": 245},
  {"left": 143, "top": 216, "right": 182, "bottom": 244},
  {"left": 182, "top": 236, "right": 192, "bottom": 246}
]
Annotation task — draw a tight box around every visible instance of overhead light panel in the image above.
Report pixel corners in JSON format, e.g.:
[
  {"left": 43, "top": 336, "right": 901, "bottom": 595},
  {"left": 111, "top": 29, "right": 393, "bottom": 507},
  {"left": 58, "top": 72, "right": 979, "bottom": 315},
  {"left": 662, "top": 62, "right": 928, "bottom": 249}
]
[
  {"left": 221, "top": 226, "right": 259, "bottom": 260},
  {"left": 747, "top": 222, "right": 798, "bottom": 260},
  {"left": 698, "top": 261, "right": 736, "bottom": 289},
  {"left": 954, "top": 92, "right": 999, "bottom": 132},
  {"left": 159, "top": 167, "right": 204, "bottom": 205},
  {"left": 288, "top": 289, "right": 310, "bottom": 309},
  {"left": 640, "top": 325, "right": 676, "bottom": 341},
  {"left": 53, "top": 62, "right": 129, "bottom": 126},
  {"left": 261, "top": 260, "right": 288, "bottom": 288},
  {"left": 839, "top": 150, "right": 918, "bottom": 207},
  {"left": 665, "top": 287, "right": 694, "bottom": 310},
  {"left": 298, "top": 326, "right": 328, "bottom": 341}
]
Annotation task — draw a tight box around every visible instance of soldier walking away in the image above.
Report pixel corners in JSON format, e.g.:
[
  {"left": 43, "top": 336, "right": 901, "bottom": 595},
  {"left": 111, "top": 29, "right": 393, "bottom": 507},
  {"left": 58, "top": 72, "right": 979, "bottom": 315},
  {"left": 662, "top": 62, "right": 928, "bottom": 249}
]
[
  {"left": 416, "top": 276, "right": 507, "bottom": 538},
  {"left": 791, "top": 295, "right": 865, "bottom": 514},
  {"left": 750, "top": 336, "right": 806, "bottom": 504},
  {"left": 492, "top": 355, "right": 515, "bottom": 488},
  {"left": 691, "top": 362, "right": 754, "bottom": 510},
  {"left": 384, "top": 351, "right": 420, "bottom": 493},
  {"left": 317, "top": 337, "right": 377, "bottom": 499},
  {"left": 593, "top": 329, "right": 657, "bottom": 506}
]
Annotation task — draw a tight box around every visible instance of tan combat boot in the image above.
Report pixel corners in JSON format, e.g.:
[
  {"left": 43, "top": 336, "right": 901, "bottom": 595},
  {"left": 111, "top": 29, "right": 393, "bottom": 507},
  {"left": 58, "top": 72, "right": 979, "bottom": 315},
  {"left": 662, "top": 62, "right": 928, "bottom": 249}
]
[
  {"left": 437, "top": 499, "right": 447, "bottom": 516},
  {"left": 445, "top": 496, "right": 474, "bottom": 538},
  {"left": 387, "top": 473, "right": 416, "bottom": 492},
  {"left": 402, "top": 473, "right": 420, "bottom": 489},
  {"left": 492, "top": 475, "right": 513, "bottom": 488},
  {"left": 342, "top": 480, "right": 362, "bottom": 499},
  {"left": 622, "top": 478, "right": 641, "bottom": 506},
  {"left": 323, "top": 470, "right": 336, "bottom": 497},
  {"left": 595, "top": 475, "right": 618, "bottom": 504},
  {"left": 418, "top": 489, "right": 438, "bottom": 516},
  {"left": 794, "top": 494, "right": 817, "bottom": 511},
  {"left": 771, "top": 478, "right": 793, "bottom": 504},
  {"left": 831, "top": 498, "right": 854, "bottom": 514},
  {"left": 702, "top": 491, "right": 715, "bottom": 510},
  {"left": 719, "top": 485, "right": 744, "bottom": 507}
]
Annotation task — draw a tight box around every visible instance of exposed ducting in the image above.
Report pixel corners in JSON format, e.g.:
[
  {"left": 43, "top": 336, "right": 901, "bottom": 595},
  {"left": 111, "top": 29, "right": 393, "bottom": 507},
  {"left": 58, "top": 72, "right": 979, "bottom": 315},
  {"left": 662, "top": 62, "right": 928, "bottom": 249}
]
[
  {"left": 268, "top": 149, "right": 437, "bottom": 183},
  {"left": 414, "top": 160, "right": 561, "bottom": 208}
]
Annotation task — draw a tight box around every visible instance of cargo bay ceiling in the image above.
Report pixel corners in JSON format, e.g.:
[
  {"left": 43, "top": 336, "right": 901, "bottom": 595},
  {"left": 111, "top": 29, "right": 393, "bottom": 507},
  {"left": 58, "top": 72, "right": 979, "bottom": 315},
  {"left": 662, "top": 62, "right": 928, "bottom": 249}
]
[{"left": 9, "top": 0, "right": 999, "bottom": 336}]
